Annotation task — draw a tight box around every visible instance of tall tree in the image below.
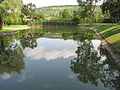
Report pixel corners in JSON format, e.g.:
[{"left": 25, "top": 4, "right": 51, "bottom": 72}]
[
  {"left": 101, "top": 0, "right": 120, "bottom": 23},
  {"left": 21, "top": 3, "right": 36, "bottom": 19},
  {"left": 0, "top": 0, "right": 23, "bottom": 29},
  {"left": 77, "top": 0, "right": 101, "bottom": 25},
  {"left": 0, "top": 0, "right": 3, "bottom": 30},
  {"left": 59, "top": 9, "right": 70, "bottom": 18}
]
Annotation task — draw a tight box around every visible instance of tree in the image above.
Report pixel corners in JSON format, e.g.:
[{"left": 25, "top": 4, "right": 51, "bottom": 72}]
[
  {"left": 0, "top": 0, "right": 3, "bottom": 30},
  {"left": 0, "top": 0, "right": 23, "bottom": 28},
  {"left": 101, "top": 0, "right": 120, "bottom": 23},
  {"left": 72, "top": 8, "right": 89, "bottom": 25},
  {"left": 60, "top": 9, "right": 70, "bottom": 18},
  {"left": 21, "top": 3, "right": 36, "bottom": 20},
  {"left": 2, "top": 0, "right": 23, "bottom": 13},
  {"left": 77, "top": 0, "right": 101, "bottom": 25}
]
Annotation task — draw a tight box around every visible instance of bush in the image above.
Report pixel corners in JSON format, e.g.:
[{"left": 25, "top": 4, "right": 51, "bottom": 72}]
[
  {"left": 72, "top": 17, "right": 80, "bottom": 25},
  {"left": 3, "top": 16, "right": 27, "bottom": 25}
]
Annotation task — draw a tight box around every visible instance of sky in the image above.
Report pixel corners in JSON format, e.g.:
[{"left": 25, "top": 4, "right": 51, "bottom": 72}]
[{"left": 22, "top": 0, "right": 78, "bottom": 8}]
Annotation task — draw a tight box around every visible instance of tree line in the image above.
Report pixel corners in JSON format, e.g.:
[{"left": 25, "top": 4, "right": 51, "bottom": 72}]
[
  {"left": 0, "top": 0, "right": 44, "bottom": 30},
  {"left": 0, "top": 0, "right": 120, "bottom": 29}
]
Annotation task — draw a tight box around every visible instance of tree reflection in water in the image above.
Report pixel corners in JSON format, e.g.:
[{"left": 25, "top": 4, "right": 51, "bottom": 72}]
[
  {"left": 0, "top": 32, "right": 38, "bottom": 77},
  {"left": 71, "top": 33, "right": 120, "bottom": 90},
  {"left": 20, "top": 33, "right": 37, "bottom": 49},
  {"left": 0, "top": 36, "right": 25, "bottom": 75}
]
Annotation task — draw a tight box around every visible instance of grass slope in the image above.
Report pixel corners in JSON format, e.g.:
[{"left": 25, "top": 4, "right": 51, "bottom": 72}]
[
  {"left": 80, "top": 24, "right": 120, "bottom": 48},
  {"left": 96, "top": 24, "right": 120, "bottom": 48}
]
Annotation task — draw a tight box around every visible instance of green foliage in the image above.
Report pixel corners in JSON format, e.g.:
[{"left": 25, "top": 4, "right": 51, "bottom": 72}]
[
  {"left": 21, "top": 3, "right": 36, "bottom": 19},
  {"left": 43, "top": 19, "right": 72, "bottom": 26},
  {"left": 72, "top": 17, "right": 80, "bottom": 25},
  {"left": 101, "top": 0, "right": 120, "bottom": 23},
  {"left": 37, "top": 5, "right": 79, "bottom": 17},
  {"left": 3, "top": 14, "right": 27, "bottom": 25},
  {"left": 77, "top": 0, "right": 101, "bottom": 24},
  {"left": 0, "top": 0, "right": 25, "bottom": 26},
  {"left": 59, "top": 9, "right": 71, "bottom": 18},
  {"left": 2, "top": 0, "right": 23, "bottom": 13}
]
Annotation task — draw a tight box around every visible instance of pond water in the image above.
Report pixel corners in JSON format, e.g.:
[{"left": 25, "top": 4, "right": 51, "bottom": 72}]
[{"left": 0, "top": 26, "right": 120, "bottom": 90}]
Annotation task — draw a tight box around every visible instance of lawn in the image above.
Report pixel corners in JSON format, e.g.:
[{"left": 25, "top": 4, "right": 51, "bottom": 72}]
[
  {"left": 80, "top": 23, "right": 120, "bottom": 49},
  {"left": 0, "top": 25, "right": 31, "bottom": 32},
  {"left": 95, "top": 24, "right": 120, "bottom": 48},
  {"left": 107, "top": 33, "right": 120, "bottom": 48},
  {"left": 3, "top": 25, "right": 29, "bottom": 28}
]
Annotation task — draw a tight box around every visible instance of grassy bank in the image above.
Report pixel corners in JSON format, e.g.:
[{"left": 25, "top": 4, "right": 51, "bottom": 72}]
[
  {"left": 96, "top": 25, "right": 120, "bottom": 49},
  {"left": 81, "top": 24, "right": 120, "bottom": 49},
  {"left": 0, "top": 25, "right": 31, "bottom": 32}
]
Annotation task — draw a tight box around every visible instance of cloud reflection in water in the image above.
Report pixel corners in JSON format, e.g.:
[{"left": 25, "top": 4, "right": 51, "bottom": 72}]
[{"left": 25, "top": 38, "right": 76, "bottom": 61}]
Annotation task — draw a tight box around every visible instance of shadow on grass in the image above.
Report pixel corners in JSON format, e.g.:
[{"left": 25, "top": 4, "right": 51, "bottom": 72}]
[{"left": 103, "top": 28, "right": 120, "bottom": 38}]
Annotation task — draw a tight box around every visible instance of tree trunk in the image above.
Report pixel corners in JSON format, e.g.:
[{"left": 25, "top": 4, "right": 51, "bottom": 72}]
[
  {"left": 90, "top": 12, "right": 93, "bottom": 25},
  {"left": 0, "top": 15, "right": 3, "bottom": 30}
]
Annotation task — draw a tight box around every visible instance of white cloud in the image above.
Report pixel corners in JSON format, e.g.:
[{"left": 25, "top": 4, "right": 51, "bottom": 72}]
[
  {"left": 92, "top": 40, "right": 101, "bottom": 50},
  {"left": 24, "top": 38, "right": 76, "bottom": 61},
  {"left": 22, "top": 0, "right": 78, "bottom": 8},
  {"left": 0, "top": 73, "right": 12, "bottom": 80},
  {"left": 25, "top": 46, "right": 75, "bottom": 61}
]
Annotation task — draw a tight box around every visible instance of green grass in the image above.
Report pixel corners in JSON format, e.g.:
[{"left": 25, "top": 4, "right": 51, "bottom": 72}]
[
  {"left": 80, "top": 23, "right": 120, "bottom": 48},
  {"left": 93, "top": 24, "right": 120, "bottom": 48},
  {"left": 3, "top": 25, "right": 29, "bottom": 28},
  {"left": 107, "top": 33, "right": 120, "bottom": 48},
  {"left": 0, "top": 25, "right": 31, "bottom": 32}
]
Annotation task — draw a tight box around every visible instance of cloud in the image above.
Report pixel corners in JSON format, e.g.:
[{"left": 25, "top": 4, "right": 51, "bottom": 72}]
[
  {"left": 0, "top": 73, "right": 12, "bottom": 80},
  {"left": 25, "top": 46, "right": 75, "bottom": 61},
  {"left": 92, "top": 40, "right": 101, "bottom": 50}
]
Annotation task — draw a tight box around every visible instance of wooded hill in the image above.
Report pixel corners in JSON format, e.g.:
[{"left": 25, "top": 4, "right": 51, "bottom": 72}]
[{"left": 37, "top": 5, "right": 102, "bottom": 17}]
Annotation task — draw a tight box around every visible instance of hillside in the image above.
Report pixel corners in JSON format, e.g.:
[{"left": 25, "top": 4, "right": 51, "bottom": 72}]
[
  {"left": 36, "top": 5, "right": 79, "bottom": 17},
  {"left": 37, "top": 5, "right": 102, "bottom": 17}
]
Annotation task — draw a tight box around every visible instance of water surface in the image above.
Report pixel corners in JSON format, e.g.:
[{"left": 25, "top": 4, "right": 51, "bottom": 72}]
[{"left": 0, "top": 26, "right": 120, "bottom": 90}]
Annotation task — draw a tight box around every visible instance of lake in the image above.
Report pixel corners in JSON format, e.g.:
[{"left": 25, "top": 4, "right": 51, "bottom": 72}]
[{"left": 0, "top": 26, "right": 120, "bottom": 90}]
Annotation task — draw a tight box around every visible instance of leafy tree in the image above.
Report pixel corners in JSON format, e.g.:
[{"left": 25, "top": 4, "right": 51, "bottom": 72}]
[
  {"left": 0, "top": 0, "right": 24, "bottom": 27},
  {"left": 21, "top": 3, "right": 36, "bottom": 20},
  {"left": 77, "top": 0, "right": 101, "bottom": 25},
  {"left": 101, "top": 0, "right": 120, "bottom": 23},
  {"left": 60, "top": 9, "right": 70, "bottom": 18},
  {"left": 2, "top": 0, "right": 23, "bottom": 13},
  {"left": 0, "top": 0, "right": 3, "bottom": 30},
  {"left": 72, "top": 8, "right": 89, "bottom": 25}
]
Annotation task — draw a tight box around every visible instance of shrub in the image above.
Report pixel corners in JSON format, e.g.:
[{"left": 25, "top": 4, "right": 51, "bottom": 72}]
[
  {"left": 3, "top": 16, "right": 27, "bottom": 25},
  {"left": 72, "top": 17, "right": 80, "bottom": 25}
]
